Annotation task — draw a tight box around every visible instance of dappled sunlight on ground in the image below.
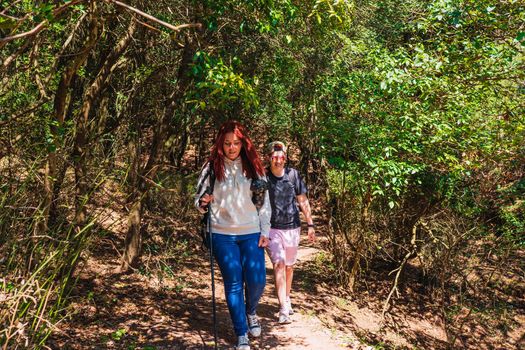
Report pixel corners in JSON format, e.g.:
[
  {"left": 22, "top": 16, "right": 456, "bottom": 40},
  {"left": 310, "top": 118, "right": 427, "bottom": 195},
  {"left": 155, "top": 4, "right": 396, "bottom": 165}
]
[{"left": 47, "top": 216, "right": 524, "bottom": 350}]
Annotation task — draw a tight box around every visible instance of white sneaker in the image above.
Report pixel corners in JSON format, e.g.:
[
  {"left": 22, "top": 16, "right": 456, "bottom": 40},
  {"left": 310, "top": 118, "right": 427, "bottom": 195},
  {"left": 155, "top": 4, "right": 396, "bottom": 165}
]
[
  {"left": 247, "top": 313, "right": 261, "bottom": 337},
  {"left": 237, "top": 334, "right": 250, "bottom": 350},
  {"left": 286, "top": 297, "right": 294, "bottom": 315},
  {"left": 278, "top": 309, "right": 291, "bottom": 324}
]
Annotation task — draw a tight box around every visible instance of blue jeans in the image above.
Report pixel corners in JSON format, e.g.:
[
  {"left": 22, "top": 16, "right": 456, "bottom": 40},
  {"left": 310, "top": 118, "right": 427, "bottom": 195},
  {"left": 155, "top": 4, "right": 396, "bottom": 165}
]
[{"left": 211, "top": 232, "right": 266, "bottom": 336}]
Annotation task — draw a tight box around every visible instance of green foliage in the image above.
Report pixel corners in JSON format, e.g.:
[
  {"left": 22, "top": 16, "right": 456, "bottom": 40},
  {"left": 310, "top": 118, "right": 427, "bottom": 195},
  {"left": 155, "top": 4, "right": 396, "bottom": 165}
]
[
  {"left": 498, "top": 178, "right": 525, "bottom": 247},
  {"left": 0, "top": 16, "right": 17, "bottom": 30},
  {"left": 187, "top": 51, "right": 258, "bottom": 113},
  {"left": 319, "top": 0, "right": 524, "bottom": 208},
  {"left": 309, "top": 0, "right": 354, "bottom": 26},
  {"left": 111, "top": 328, "right": 127, "bottom": 341},
  {"left": 0, "top": 179, "right": 93, "bottom": 347},
  {"left": 1, "top": 0, "right": 523, "bottom": 348},
  {"left": 306, "top": 3, "right": 525, "bottom": 325}
]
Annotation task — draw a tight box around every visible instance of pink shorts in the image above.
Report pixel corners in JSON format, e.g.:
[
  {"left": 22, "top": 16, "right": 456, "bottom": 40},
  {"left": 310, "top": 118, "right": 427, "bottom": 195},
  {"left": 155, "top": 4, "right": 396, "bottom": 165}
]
[{"left": 266, "top": 227, "right": 301, "bottom": 266}]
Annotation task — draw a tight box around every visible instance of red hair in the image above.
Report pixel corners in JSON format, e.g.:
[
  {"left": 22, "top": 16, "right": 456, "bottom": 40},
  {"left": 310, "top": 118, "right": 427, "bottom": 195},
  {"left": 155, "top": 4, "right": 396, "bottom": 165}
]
[{"left": 209, "top": 120, "right": 265, "bottom": 182}]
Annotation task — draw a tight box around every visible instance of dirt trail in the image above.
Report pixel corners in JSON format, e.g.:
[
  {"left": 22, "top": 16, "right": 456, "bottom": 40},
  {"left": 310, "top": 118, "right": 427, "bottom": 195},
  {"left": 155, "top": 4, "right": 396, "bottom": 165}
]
[
  {"left": 47, "top": 227, "right": 523, "bottom": 350},
  {"left": 248, "top": 244, "right": 351, "bottom": 350},
  {"left": 45, "top": 182, "right": 524, "bottom": 349},
  {"left": 196, "top": 240, "right": 355, "bottom": 349},
  {"left": 49, "top": 232, "right": 359, "bottom": 350}
]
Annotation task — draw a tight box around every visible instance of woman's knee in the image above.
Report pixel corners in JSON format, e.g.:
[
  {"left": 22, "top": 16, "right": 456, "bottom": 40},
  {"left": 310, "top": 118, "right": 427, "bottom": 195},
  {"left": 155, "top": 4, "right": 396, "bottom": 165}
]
[
  {"left": 274, "top": 260, "right": 286, "bottom": 271},
  {"left": 223, "top": 279, "right": 244, "bottom": 294},
  {"left": 246, "top": 278, "right": 266, "bottom": 296}
]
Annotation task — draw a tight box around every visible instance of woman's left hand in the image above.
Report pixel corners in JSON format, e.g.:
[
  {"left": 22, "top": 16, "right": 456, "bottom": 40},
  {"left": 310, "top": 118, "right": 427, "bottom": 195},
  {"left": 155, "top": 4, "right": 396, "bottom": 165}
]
[{"left": 258, "top": 235, "right": 269, "bottom": 248}]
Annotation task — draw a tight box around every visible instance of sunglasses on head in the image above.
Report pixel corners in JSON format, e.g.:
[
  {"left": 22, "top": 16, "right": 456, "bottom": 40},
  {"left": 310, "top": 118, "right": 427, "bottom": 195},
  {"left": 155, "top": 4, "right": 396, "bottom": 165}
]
[{"left": 273, "top": 144, "right": 283, "bottom": 152}]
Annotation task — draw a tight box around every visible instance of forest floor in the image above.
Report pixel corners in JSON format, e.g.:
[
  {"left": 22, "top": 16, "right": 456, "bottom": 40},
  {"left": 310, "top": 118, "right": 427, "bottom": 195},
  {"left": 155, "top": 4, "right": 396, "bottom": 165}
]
[
  {"left": 47, "top": 232, "right": 363, "bottom": 349},
  {"left": 47, "top": 197, "right": 525, "bottom": 350}
]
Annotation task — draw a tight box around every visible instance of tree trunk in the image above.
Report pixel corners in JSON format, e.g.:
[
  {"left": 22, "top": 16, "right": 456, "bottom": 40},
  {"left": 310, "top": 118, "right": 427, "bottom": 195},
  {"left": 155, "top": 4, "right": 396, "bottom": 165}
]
[
  {"left": 122, "top": 195, "right": 143, "bottom": 270},
  {"left": 119, "top": 36, "right": 197, "bottom": 272},
  {"left": 73, "top": 18, "right": 137, "bottom": 226},
  {"left": 35, "top": 6, "right": 101, "bottom": 239},
  {"left": 347, "top": 190, "right": 372, "bottom": 291}
]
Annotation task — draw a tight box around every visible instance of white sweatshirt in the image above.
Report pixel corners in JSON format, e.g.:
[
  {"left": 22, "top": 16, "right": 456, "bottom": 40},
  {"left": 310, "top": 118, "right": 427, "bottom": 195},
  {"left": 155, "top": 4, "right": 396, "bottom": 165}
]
[{"left": 194, "top": 157, "right": 271, "bottom": 237}]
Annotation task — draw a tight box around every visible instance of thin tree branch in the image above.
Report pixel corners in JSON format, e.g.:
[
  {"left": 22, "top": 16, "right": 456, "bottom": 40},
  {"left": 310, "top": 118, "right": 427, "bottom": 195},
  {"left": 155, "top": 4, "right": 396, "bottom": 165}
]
[
  {"left": 134, "top": 18, "right": 185, "bottom": 47},
  {"left": 1, "top": 35, "right": 34, "bottom": 71},
  {"left": 107, "top": 0, "right": 202, "bottom": 32},
  {"left": 0, "top": 0, "right": 22, "bottom": 16},
  {"left": 0, "top": 13, "right": 21, "bottom": 21},
  {"left": 381, "top": 219, "right": 419, "bottom": 320},
  {"left": 29, "top": 38, "right": 48, "bottom": 99},
  {"left": 0, "top": 0, "right": 85, "bottom": 46},
  {"left": 136, "top": 18, "right": 163, "bottom": 33},
  {"left": 0, "top": 21, "right": 47, "bottom": 44},
  {"left": 44, "top": 12, "right": 88, "bottom": 85},
  {"left": 0, "top": 98, "right": 50, "bottom": 127}
]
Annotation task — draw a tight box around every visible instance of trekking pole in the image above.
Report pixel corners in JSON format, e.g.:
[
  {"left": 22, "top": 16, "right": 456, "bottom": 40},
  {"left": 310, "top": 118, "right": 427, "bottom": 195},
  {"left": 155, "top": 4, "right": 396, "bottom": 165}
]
[{"left": 207, "top": 202, "right": 218, "bottom": 350}]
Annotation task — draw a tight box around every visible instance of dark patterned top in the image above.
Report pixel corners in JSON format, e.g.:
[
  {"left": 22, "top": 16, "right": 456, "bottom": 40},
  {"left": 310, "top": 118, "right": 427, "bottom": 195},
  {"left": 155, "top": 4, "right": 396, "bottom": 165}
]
[{"left": 266, "top": 167, "right": 307, "bottom": 230}]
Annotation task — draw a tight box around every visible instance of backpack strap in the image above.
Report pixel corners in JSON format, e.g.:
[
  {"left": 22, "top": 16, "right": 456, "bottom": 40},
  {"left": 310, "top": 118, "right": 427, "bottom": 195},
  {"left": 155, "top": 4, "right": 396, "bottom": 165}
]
[
  {"left": 208, "top": 160, "right": 216, "bottom": 194},
  {"left": 199, "top": 160, "right": 216, "bottom": 250},
  {"left": 196, "top": 161, "right": 216, "bottom": 197}
]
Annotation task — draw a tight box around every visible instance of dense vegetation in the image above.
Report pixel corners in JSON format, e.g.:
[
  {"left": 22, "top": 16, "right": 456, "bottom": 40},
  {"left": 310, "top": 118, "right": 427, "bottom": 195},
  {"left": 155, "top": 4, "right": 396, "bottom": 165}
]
[{"left": 1, "top": 0, "right": 523, "bottom": 348}]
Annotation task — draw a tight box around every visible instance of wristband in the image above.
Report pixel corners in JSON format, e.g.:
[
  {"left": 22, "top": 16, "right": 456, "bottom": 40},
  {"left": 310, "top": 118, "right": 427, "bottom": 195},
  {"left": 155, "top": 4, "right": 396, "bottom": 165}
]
[{"left": 307, "top": 224, "right": 315, "bottom": 228}]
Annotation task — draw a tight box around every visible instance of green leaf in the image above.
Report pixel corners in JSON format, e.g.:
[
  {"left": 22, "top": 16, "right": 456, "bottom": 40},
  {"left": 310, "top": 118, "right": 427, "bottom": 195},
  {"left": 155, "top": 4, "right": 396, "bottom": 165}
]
[
  {"left": 111, "top": 328, "right": 127, "bottom": 341},
  {"left": 0, "top": 17, "right": 17, "bottom": 30},
  {"left": 517, "top": 32, "right": 525, "bottom": 44}
]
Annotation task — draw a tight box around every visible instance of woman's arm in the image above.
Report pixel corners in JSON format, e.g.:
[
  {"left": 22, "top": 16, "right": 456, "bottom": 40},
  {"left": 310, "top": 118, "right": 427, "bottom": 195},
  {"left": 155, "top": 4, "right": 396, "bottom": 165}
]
[
  {"left": 297, "top": 193, "right": 316, "bottom": 242},
  {"left": 257, "top": 186, "right": 271, "bottom": 247}
]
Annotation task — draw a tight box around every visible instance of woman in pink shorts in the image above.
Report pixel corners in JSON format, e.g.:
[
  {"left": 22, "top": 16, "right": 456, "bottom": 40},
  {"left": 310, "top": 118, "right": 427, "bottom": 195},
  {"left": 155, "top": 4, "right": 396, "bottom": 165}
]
[{"left": 265, "top": 141, "right": 316, "bottom": 324}]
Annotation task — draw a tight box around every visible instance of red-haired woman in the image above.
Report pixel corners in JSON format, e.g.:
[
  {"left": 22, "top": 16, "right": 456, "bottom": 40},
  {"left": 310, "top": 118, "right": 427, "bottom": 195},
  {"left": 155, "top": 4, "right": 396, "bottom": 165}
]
[{"left": 195, "top": 120, "right": 270, "bottom": 350}]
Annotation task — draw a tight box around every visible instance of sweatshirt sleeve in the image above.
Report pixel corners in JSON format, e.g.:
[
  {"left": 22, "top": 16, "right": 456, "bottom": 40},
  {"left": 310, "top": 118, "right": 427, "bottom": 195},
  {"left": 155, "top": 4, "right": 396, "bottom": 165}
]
[
  {"left": 258, "top": 178, "right": 271, "bottom": 237},
  {"left": 194, "top": 163, "right": 210, "bottom": 214}
]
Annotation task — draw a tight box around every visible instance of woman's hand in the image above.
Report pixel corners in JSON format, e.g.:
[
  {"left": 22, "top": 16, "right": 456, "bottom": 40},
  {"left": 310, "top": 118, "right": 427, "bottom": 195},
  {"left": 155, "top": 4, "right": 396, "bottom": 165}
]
[
  {"left": 258, "top": 235, "right": 269, "bottom": 248},
  {"left": 199, "top": 193, "right": 214, "bottom": 208}
]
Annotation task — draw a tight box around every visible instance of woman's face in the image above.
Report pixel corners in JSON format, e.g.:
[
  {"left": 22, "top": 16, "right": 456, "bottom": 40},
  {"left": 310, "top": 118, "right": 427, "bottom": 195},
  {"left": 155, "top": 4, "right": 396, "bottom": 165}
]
[
  {"left": 223, "top": 132, "right": 242, "bottom": 160},
  {"left": 270, "top": 151, "right": 286, "bottom": 170}
]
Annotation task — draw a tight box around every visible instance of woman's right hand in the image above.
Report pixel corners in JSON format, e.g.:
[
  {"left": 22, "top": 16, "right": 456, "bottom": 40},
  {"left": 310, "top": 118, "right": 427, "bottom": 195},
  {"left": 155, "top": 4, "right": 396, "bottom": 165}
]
[{"left": 199, "top": 193, "right": 214, "bottom": 208}]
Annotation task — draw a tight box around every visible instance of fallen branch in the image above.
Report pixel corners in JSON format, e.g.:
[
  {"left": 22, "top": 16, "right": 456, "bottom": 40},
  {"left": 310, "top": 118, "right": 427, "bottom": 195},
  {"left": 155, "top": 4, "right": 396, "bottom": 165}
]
[
  {"left": 136, "top": 18, "right": 163, "bottom": 33},
  {"left": 381, "top": 219, "right": 419, "bottom": 320}
]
